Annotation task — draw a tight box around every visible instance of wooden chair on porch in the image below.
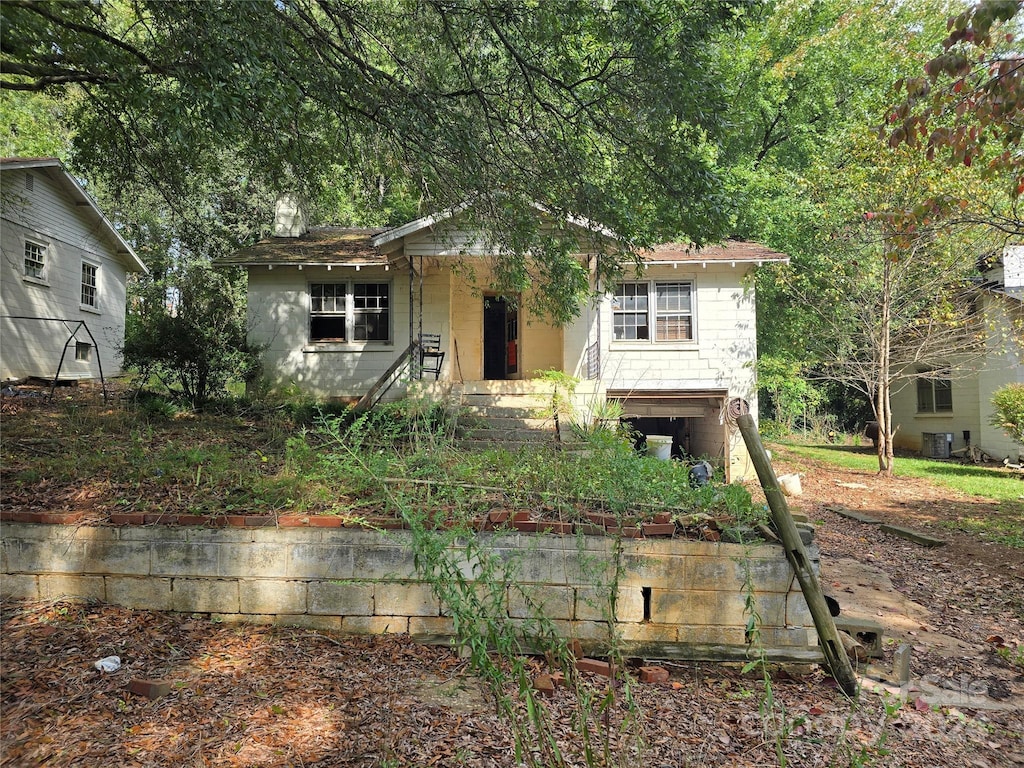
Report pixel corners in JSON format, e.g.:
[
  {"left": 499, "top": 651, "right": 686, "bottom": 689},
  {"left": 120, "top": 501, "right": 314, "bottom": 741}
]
[{"left": 418, "top": 333, "right": 445, "bottom": 380}]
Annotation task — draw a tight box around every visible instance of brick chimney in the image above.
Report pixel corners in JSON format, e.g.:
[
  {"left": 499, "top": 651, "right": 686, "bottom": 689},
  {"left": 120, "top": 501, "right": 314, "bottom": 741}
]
[{"left": 273, "top": 192, "right": 308, "bottom": 238}]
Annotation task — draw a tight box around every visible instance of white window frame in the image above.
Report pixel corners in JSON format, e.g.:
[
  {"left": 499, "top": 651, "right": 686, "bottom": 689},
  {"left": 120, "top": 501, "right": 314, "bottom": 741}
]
[
  {"left": 308, "top": 280, "right": 392, "bottom": 346},
  {"left": 611, "top": 280, "right": 696, "bottom": 344},
  {"left": 23, "top": 237, "right": 49, "bottom": 285},
  {"left": 80, "top": 259, "right": 101, "bottom": 312}
]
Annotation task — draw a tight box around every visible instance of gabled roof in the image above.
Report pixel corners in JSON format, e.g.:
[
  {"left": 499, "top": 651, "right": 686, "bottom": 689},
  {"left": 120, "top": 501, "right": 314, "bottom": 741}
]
[
  {"left": 218, "top": 227, "right": 390, "bottom": 267},
  {"left": 0, "top": 157, "right": 147, "bottom": 273},
  {"left": 641, "top": 240, "right": 788, "bottom": 266},
  {"left": 224, "top": 206, "right": 788, "bottom": 269}
]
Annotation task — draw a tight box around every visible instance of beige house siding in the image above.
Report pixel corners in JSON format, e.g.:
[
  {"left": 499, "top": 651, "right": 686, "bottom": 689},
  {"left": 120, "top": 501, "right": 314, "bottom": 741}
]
[
  {"left": 600, "top": 265, "right": 758, "bottom": 400},
  {"left": 978, "top": 295, "right": 1024, "bottom": 460},
  {"left": 247, "top": 264, "right": 422, "bottom": 397},
  {"left": 890, "top": 292, "right": 1023, "bottom": 461},
  {"left": 1, "top": 166, "right": 136, "bottom": 381}
]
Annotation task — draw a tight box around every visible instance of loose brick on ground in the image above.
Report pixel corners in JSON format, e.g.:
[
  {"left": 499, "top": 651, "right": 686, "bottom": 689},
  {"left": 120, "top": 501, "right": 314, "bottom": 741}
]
[
  {"left": 638, "top": 666, "right": 669, "bottom": 684},
  {"left": 533, "top": 674, "right": 556, "bottom": 696},
  {"left": 576, "top": 658, "right": 613, "bottom": 676},
  {"left": 128, "top": 679, "right": 173, "bottom": 699}
]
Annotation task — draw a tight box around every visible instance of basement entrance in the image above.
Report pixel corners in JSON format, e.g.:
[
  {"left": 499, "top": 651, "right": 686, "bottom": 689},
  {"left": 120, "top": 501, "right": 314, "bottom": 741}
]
[
  {"left": 609, "top": 389, "right": 730, "bottom": 467},
  {"left": 483, "top": 295, "right": 519, "bottom": 380}
]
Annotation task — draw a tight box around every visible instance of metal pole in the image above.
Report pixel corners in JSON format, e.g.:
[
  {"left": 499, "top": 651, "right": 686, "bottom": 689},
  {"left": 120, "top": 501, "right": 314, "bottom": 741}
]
[{"left": 737, "top": 413, "right": 859, "bottom": 697}]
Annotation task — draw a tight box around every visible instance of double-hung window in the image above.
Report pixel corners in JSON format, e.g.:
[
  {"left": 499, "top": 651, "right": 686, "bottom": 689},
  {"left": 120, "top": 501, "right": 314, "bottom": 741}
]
[
  {"left": 81, "top": 262, "right": 99, "bottom": 308},
  {"left": 310, "top": 282, "right": 391, "bottom": 343},
  {"left": 916, "top": 370, "right": 953, "bottom": 413},
  {"left": 24, "top": 240, "right": 46, "bottom": 280},
  {"left": 612, "top": 281, "right": 694, "bottom": 342}
]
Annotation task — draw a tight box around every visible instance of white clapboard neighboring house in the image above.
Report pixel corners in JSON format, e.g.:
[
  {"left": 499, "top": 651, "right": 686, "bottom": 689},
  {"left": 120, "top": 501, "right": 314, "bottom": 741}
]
[
  {"left": 1, "top": 158, "right": 146, "bottom": 384},
  {"left": 220, "top": 198, "right": 787, "bottom": 480},
  {"left": 889, "top": 246, "right": 1024, "bottom": 462}
]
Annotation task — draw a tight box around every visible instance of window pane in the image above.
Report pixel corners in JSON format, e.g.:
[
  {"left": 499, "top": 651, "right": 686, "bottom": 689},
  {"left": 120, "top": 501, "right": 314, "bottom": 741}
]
[
  {"left": 310, "top": 283, "right": 347, "bottom": 341},
  {"left": 24, "top": 242, "right": 45, "bottom": 278},
  {"left": 656, "top": 282, "right": 691, "bottom": 313},
  {"left": 353, "top": 283, "right": 390, "bottom": 341},
  {"left": 311, "top": 283, "right": 346, "bottom": 314},
  {"left": 81, "top": 263, "right": 97, "bottom": 306},
  {"left": 310, "top": 315, "right": 347, "bottom": 341},
  {"left": 353, "top": 283, "right": 389, "bottom": 310},
  {"left": 656, "top": 315, "right": 692, "bottom": 341},
  {"left": 613, "top": 284, "right": 649, "bottom": 340},
  {"left": 916, "top": 377, "right": 935, "bottom": 412},
  {"left": 934, "top": 379, "right": 953, "bottom": 411}
]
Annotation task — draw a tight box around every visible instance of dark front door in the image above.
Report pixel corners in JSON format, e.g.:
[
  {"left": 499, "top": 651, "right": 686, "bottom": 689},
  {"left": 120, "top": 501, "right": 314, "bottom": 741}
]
[{"left": 483, "top": 296, "right": 518, "bottom": 380}]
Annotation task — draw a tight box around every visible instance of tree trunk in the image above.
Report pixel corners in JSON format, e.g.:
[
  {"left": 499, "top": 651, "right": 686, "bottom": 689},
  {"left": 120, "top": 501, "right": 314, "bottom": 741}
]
[{"left": 877, "top": 256, "right": 895, "bottom": 477}]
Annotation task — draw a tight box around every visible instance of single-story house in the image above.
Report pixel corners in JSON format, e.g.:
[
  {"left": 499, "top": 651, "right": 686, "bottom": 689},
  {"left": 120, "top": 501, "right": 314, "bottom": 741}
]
[
  {"left": 0, "top": 157, "right": 147, "bottom": 383},
  {"left": 890, "top": 246, "right": 1023, "bottom": 462},
  {"left": 220, "top": 198, "right": 788, "bottom": 481}
]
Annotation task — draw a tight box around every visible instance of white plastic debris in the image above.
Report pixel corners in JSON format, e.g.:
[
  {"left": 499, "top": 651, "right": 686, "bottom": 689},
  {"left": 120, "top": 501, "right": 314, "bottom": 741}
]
[
  {"left": 777, "top": 473, "right": 804, "bottom": 497},
  {"left": 93, "top": 655, "right": 121, "bottom": 673}
]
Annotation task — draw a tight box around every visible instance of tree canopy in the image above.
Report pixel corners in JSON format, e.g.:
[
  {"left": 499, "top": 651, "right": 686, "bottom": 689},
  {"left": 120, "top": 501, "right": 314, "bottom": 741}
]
[{"left": 1, "top": 1, "right": 747, "bottom": 287}]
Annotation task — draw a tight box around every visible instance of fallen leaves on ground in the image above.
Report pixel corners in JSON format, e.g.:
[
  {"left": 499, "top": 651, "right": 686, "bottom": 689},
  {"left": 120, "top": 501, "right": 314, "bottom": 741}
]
[{"left": 2, "top": 597, "right": 1023, "bottom": 768}]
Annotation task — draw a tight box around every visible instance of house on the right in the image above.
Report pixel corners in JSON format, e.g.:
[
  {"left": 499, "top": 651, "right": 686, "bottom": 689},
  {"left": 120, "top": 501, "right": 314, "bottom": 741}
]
[{"left": 890, "top": 246, "right": 1023, "bottom": 462}]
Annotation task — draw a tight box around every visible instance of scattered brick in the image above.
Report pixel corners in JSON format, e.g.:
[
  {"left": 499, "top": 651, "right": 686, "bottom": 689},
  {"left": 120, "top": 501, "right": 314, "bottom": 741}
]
[
  {"left": 568, "top": 639, "right": 583, "bottom": 659},
  {"left": 11, "top": 512, "right": 43, "bottom": 523},
  {"left": 537, "top": 521, "right": 573, "bottom": 535},
  {"left": 533, "top": 674, "right": 556, "bottom": 697},
  {"left": 638, "top": 666, "right": 669, "bottom": 684},
  {"left": 513, "top": 520, "right": 538, "bottom": 532},
  {"left": 128, "top": 679, "right": 173, "bottom": 700},
  {"left": 512, "top": 510, "right": 532, "bottom": 523},
  {"left": 308, "top": 516, "right": 343, "bottom": 527},
  {"left": 276, "top": 515, "right": 308, "bottom": 527},
  {"left": 244, "top": 516, "right": 276, "bottom": 527},
  {"left": 550, "top": 671, "right": 566, "bottom": 688},
  {"left": 576, "top": 658, "right": 614, "bottom": 677},
  {"left": 586, "top": 513, "right": 617, "bottom": 528},
  {"left": 224, "top": 515, "right": 248, "bottom": 527},
  {"left": 619, "top": 527, "right": 642, "bottom": 539},
  {"left": 488, "top": 510, "right": 510, "bottom": 524},
  {"left": 109, "top": 513, "right": 146, "bottom": 525},
  {"left": 641, "top": 523, "right": 676, "bottom": 537},
  {"left": 653, "top": 512, "right": 672, "bottom": 524},
  {"left": 44, "top": 512, "right": 86, "bottom": 524},
  {"left": 176, "top": 515, "right": 211, "bottom": 526},
  {"left": 575, "top": 523, "right": 606, "bottom": 536},
  {"left": 145, "top": 513, "right": 178, "bottom": 525}
]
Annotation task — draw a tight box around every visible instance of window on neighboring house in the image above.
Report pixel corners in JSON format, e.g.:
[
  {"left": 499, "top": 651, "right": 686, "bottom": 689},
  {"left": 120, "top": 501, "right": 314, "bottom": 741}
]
[
  {"left": 612, "top": 281, "right": 694, "bottom": 342},
  {"left": 310, "top": 282, "right": 391, "bottom": 343},
  {"left": 916, "top": 370, "right": 953, "bottom": 413},
  {"left": 24, "top": 240, "right": 46, "bottom": 279},
  {"left": 75, "top": 341, "right": 92, "bottom": 362},
  {"left": 81, "top": 262, "right": 98, "bottom": 307}
]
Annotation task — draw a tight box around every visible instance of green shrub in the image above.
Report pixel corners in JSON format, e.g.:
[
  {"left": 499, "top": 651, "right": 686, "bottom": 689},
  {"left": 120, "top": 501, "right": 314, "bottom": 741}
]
[{"left": 991, "top": 383, "right": 1024, "bottom": 448}]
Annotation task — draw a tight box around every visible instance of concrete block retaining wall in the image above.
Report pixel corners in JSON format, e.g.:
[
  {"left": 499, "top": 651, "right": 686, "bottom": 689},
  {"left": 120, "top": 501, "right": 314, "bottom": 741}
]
[{"left": 1, "top": 523, "right": 822, "bottom": 661}]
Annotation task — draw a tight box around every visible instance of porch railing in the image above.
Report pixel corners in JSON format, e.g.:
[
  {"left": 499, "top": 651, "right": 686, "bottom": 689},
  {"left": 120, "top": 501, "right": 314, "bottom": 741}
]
[{"left": 352, "top": 341, "right": 416, "bottom": 414}]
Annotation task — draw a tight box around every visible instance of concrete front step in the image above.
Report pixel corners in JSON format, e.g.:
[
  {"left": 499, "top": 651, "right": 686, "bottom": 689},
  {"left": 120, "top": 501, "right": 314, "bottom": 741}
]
[
  {"left": 460, "top": 380, "right": 559, "bottom": 396},
  {"left": 461, "top": 405, "right": 551, "bottom": 419},
  {"left": 465, "top": 416, "right": 555, "bottom": 431},
  {"left": 460, "top": 393, "right": 554, "bottom": 410},
  {"left": 463, "top": 426, "right": 557, "bottom": 442},
  {"left": 459, "top": 438, "right": 558, "bottom": 452}
]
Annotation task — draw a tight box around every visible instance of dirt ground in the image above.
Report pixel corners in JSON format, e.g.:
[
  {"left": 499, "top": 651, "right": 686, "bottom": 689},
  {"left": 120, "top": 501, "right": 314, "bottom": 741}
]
[{"left": 3, "top": 437, "right": 1024, "bottom": 766}]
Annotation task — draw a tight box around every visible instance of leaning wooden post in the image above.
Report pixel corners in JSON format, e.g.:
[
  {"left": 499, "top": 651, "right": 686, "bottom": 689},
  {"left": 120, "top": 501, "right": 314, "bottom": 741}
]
[{"left": 737, "top": 414, "right": 859, "bottom": 697}]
